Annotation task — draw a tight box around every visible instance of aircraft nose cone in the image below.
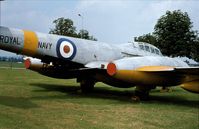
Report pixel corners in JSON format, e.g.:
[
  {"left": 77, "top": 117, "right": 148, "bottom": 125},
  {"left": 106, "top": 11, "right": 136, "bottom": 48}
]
[
  {"left": 107, "top": 63, "right": 117, "bottom": 76},
  {"left": 24, "top": 59, "right": 31, "bottom": 69}
]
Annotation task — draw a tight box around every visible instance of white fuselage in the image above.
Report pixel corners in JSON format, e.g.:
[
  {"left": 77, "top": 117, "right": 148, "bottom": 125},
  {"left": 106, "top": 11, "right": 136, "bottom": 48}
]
[
  {"left": 0, "top": 26, "right": 161, "bottom": 63},
  {"left": 0, "top": 26, "right": 187, "bottom": 69}
]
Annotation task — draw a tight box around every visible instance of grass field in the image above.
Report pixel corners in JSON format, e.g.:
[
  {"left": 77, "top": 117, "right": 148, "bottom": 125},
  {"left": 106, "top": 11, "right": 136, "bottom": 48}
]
[
  {"left": 0, "top": 62, "right": 198, "bottom": 129},
  {"left": 0, "top": 61, "right": 24, "bottom": 68}
]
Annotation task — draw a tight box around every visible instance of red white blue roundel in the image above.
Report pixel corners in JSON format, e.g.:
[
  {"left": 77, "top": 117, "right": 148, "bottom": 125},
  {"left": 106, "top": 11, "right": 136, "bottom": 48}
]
[{"left": 56, "top": 38, "right": 77, "bottom": 60}]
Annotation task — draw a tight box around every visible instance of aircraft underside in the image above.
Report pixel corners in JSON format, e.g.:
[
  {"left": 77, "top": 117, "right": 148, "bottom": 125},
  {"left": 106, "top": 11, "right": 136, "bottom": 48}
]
[{"left": 24, "top": 58, "right": 199, "bottom": 100}]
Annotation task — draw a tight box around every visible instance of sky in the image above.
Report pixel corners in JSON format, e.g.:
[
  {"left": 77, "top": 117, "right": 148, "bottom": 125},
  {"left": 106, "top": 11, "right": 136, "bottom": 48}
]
[{"left": 0, "top": 0, "right": 199, "bottom": 56}]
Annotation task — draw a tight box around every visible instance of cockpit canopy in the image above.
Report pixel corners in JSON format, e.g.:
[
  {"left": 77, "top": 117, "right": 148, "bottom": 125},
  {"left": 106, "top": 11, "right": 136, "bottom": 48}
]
[{"left": 137, "top": 42, "right": 162, "bottom": 56}]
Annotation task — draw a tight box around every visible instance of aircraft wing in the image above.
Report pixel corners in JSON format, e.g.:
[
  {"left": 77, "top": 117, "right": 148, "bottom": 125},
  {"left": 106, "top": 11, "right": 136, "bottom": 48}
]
[
  {"left": 135, "top": 66, "right": 199, "bottom": 74},
  {"left": 174, "top": 67, "right": 199, "bottom": 75},
  {"left": 106, "top": 58, "right": 199, "bottom": 93}
]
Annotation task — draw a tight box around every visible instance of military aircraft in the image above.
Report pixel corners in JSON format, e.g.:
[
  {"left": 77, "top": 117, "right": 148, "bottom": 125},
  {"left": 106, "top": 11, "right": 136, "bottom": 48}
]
[{"left": 0, "top": 26, "right": 198, "bottom": 100}]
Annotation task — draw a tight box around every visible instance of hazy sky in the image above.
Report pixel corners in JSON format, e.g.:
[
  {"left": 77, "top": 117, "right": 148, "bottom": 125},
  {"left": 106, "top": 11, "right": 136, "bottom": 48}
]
[{"left": 0, "top": 0, "right": 199, "bottom": 56}]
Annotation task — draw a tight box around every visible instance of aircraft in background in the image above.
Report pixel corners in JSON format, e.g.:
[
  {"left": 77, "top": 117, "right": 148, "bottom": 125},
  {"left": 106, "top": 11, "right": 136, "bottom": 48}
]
[{"left": 0, "top": 26, "right": 198, "bottom": 100}]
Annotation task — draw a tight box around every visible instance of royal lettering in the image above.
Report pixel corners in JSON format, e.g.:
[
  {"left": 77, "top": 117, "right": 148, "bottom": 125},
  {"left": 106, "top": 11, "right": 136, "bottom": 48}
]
[{"left": 0, "top": 35, "right": 21, "bottom": 45}]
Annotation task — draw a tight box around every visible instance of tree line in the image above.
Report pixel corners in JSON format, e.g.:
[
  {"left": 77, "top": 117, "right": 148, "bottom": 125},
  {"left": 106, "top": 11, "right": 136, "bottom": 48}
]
[{"left": 0, "top": 56, "right": 23, "bottom": 62}]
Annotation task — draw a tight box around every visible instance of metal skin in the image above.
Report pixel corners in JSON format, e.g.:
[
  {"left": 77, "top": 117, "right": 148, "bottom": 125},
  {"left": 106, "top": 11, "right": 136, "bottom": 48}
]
[
  {"left": 106, "top": 57, "right": 199, "bottom": 94},
  {"left": 24, "top": 58, "right": 82, "bottom": 79},
  {"left": 0, "top": 26, "right": 199, "bottom": 98},
  {"left": 0, "top": 26, "right": 161, "bottom": 64}
]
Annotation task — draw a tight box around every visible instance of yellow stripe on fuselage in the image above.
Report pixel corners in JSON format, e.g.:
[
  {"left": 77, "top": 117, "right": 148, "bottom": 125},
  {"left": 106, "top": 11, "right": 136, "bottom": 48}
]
[{"left": 22, "top": 30, "right": 38, "bottom": 56}]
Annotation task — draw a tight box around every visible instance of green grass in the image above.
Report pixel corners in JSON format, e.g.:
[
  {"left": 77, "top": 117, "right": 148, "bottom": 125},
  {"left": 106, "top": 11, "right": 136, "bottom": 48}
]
[
  {"left": 0, "top": 66, "right": 198, "bottom": 129},
  {"left": 0, "top": 61, "right": 24, "bottom": 68}
]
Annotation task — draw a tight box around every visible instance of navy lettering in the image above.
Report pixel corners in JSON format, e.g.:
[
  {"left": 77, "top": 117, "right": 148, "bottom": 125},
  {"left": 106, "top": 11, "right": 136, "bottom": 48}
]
[{"left": 38, "top": 41, "right": 52, "bottom": 50}]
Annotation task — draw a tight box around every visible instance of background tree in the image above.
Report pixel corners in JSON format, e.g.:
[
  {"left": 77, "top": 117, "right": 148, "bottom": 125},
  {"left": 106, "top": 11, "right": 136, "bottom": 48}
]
[
  {"left": 190, "top": 36, "right": 199, "bottom": 61},
  {"left": 135, "top": 10, "right": 199, "bottom": 61},
  {"left": 154, "top": 10, "right": 198, "bottom": 58},
  {"left": 49, "top": 17, "right": 78, "bottom": 37},
  {"left": 78, "top": 29, "right": 97, "bottom": 41},
  {"left": 49, "top": 17, "right": 97, "bottom": 41}
]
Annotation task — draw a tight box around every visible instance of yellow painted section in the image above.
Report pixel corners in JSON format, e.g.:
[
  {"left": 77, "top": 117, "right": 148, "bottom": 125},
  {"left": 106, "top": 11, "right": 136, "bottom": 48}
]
[
  {"left": 114, "top": 70, "right": 163, "bottom": 85},
  {"left": 112, "top": 69, "right": 199, "bottom": 93},
  {"left": 113, "top": 70, "right": 184, "bottom": 86},
  {"left": 181, "top": 80, "right": 199, "bottom": 93},
  {"left": 22, "top": 30, "right": 38, "bottom": 56},
  {"left": 136, "top": 66, "right": 174, "bottom": 72}
]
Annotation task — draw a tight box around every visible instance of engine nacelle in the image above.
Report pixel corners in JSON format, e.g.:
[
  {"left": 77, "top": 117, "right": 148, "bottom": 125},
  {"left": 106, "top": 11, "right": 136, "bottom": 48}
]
[
  {"left": 107, "top": 63, "right": 185, "bottom": 86},
  {"left": 106, "top": 57, "right": 188, "bottom": 86},
  {"left": 106, "top": 57, "right": 199, "bottom": 93},
  {"left": 24, "top": 58, "right": 79, "bottom": 79},
  {"left": 24, "top": 58, "right": 44, "bottom": 71}
]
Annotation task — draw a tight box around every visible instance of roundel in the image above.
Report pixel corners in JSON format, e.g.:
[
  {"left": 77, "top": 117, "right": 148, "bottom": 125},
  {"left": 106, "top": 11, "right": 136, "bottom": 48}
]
[{"left": 56, "top": 38, "right": 77, "bottom": 60}]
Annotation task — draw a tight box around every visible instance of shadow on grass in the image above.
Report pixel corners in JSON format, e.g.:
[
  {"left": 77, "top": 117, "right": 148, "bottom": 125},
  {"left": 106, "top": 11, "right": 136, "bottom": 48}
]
[
  {"left": 0, "top": 96, "right": 38, "bottom": 109},
  {"left": 30, "top": 83, "right": 199, "bottom": 108},
  {"left": 30, "top": 83, "right": 134, "bottom": 103},
  {"left": 149, "top": 95, "right": 199, "bottom": 107}
]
